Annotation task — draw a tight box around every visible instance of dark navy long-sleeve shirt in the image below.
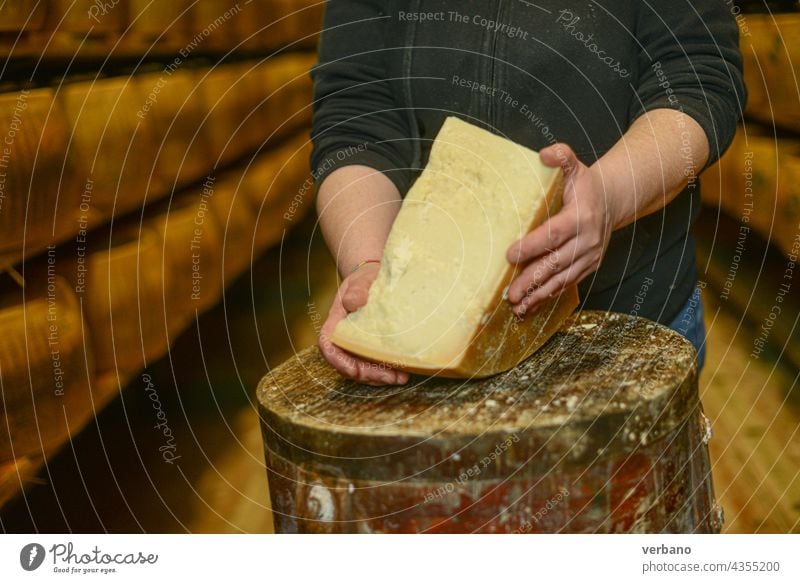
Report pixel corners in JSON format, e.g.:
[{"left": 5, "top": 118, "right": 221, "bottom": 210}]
[{"left": 310, "top": 0, "right": 746, "bottom": 323}]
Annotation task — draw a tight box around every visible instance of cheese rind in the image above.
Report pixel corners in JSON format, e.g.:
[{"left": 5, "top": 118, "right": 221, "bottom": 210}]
[{"left": 331, "top": 117, "right": 579, "bottom": 378}]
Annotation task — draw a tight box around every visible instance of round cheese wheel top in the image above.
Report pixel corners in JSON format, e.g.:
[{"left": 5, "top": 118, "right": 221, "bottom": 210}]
[{"left": 258, "top": 310, "right": 698, "bottom": 481}]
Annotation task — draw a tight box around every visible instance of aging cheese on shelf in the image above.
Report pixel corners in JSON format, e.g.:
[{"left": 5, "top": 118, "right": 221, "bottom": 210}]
[
  {"left": 0, "top": 275, "right": 94, "bottom": 462},
  {"left": 740, "top": 15, "right": 800, "bottom": 132},
  {"left": 60, "top": 76, "right": 163, "bottom": 217},
  {"left": 701, "top": 126, "right": 800, "bottom": 259},
  {"left": 136, "top": 69, "right": 212, "bottom": 190},
  {"left": 78, "top": 225, "right": 169, "bottom": 375},
  {"left": 244, "top": 132, "right": 313, "bottom": 251},
  {"left": 0, "top": 88, "right": 84, "bottom": 263},
  {"left": 209, "top": 172, "right": 258, "bottom": 283},
  {"left": 331, "top": 117, "right": 579, "bottom": 378}
]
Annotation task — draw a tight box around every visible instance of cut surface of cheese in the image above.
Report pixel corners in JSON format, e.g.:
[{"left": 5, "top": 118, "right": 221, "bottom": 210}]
[{"left": 331, "top": 116, "right": 579, "bottom": 378}]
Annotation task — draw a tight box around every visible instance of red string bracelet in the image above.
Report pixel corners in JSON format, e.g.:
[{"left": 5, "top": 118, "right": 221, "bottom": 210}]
[{"left": 350, "top": 259, "right": 381, "bottom": 274}]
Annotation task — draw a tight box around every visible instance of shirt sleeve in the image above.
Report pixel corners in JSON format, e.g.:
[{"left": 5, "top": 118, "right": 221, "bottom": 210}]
[
  {"left": 310, "top": 0, "right": 415, "bottom": 194},
  {"left": 628, "top": 0, "right": 747, "bottom": 167}
]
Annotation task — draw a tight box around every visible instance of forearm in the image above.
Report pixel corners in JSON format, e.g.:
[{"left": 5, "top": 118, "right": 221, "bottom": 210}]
[
  {"left": 316, "top": 165, "right": 402, "bottom": 277},
  {"left": 593, "top": 109, "right": 710, "bottom": 231}
]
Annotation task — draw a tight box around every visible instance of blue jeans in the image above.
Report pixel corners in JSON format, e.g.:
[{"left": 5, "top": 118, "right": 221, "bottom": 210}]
[{"left": 666, "top": 284, "right": 707, "bottom": 372}]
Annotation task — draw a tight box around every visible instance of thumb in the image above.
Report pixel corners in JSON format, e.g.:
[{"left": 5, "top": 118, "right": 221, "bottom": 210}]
[
  {"left": 539, "top": 143, "right": 579, "bottom": 176},
  {"left": 341, "top": 277, "right": 371, "bottom": 313}
]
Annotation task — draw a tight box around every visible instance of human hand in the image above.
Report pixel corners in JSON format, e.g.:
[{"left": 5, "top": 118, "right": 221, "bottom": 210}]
[
  {"left": 319, "top": 262, "right": 410, "bottom": 386},
  {"left": 506, "top": 143, "right": 617, "bottom": 317}
]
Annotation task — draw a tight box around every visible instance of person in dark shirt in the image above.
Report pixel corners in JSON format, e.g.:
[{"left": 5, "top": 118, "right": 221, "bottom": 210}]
[{"left": 310, "top": 0, "right": 746, "bottom": 385}]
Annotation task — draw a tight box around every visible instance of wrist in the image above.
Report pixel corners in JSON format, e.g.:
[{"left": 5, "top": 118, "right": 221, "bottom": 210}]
[
  {"left": 590, "top": 160, "right": 629, "bottom": 232},
  {"left": 350, "top": 259, "right": 381, "bottom": 275},
  {"left": 340, "top": 250, "right": 384, "bottom": 277}
]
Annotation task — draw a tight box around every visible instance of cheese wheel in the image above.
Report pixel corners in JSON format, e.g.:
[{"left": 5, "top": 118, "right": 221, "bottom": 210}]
[
  {"left": 0, "top": 456, "right": 42, "bottom": 507},
  {"left": 243, "top": 132, "right": 313, "bottom": 251},
  {"left": 79, "top": 225, "right": 169, "bottom": 375},
  {"left": 702, "top": 127, "right": 800, "bottom": 258},
  {"left": 46, "top": 0, "right": 126, "bottom": 33},
  {"left": 200, "top": 55, "right": 313, "bottom": 166},
  {"left": 0, "top": 1, "right": 46, "bottom": 31},
  {"left": 149, "top": 188, "right": 223, "bottom": 337},
  {"left": 0, "top": 88, "right": 85, "bottom": 263},
  {"left": 741, "top": 15, "right": 800, "bottom": 132},
  {"left": 60, "top": 76, "right": 164, "bottom": 218},
  {"left": 190, "top": 0, "right": 246, "bottom": 52},
  {"left": 332, "top": 117, "right": 579, "bottom": 378},
  {"left": 205, "top": 131, "right": 314, "bottom": 284},
  {"left": 235, "top": 0, "right": 273, "bottom": 51},
  {"left": 268, "top": 0, "right": 324, "bottom": 51},
  {"left": 256, "top": 53, "right": 314, "bottom": 140},
  {"left": 198, "top": 63, "right": 260, "bottom": 166},
  {"left": 209, "top": 173, "right": 259, "bottom": 283},
  {"left": 136, "top": 69, "right": 213, "bottom": 190},
  {"left": 124, "top": 0, "right": 191, "bottom": 53},
  {"left": 0, "top": 275, "right": 94, "bottom": 462}
]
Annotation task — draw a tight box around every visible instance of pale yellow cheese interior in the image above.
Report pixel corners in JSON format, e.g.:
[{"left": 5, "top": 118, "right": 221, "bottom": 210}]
[{"left": 332, "top": 116, "right": 560, "bottom": 371}]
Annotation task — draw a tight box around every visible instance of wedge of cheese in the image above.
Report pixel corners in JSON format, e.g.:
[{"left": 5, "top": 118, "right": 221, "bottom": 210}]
[{"left": 331, "top": 117, "right": 579, "bottom": 378}]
